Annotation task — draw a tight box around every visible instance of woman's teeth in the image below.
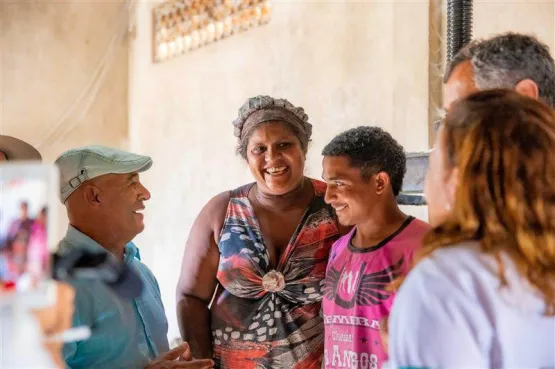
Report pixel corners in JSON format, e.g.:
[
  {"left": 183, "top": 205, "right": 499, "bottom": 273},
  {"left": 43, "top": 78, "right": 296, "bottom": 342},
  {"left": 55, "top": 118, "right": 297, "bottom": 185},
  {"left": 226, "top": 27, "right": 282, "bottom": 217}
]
[{"left": 266, "top": 166, "right": 287, "bottom": 175}]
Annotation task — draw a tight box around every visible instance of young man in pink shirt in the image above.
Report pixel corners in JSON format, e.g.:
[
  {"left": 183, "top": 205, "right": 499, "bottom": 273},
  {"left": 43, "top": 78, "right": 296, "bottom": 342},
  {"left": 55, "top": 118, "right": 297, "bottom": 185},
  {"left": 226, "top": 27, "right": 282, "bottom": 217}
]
[{"left": 321, "top": 126, "right": 430, "bottom": 369}]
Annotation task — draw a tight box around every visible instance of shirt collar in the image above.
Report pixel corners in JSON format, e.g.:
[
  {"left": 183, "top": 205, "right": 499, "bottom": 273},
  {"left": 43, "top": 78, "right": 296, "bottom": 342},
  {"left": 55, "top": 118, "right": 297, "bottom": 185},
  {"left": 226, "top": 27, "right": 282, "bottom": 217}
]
[
  {"left": 124, "top": 241, "right": 141, "bottom": 264},
  {"left": 63, "top": 225, "right": 141, "bottom": 265}
]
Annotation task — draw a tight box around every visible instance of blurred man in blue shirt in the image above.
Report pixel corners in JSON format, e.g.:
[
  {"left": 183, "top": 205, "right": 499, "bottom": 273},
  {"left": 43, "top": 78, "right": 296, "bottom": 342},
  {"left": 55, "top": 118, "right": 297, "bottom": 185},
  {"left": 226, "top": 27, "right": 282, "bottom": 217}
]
[{"left": 55, "top": 145, "right": 213, "bottom": 369}]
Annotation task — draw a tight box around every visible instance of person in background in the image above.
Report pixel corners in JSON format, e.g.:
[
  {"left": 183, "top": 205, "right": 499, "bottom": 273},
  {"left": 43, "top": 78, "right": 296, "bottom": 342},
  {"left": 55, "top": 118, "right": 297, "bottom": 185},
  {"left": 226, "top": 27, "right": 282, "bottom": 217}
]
[
  {"left": 55, "top": 145, "right": 213, "bottom": 369},
  {"left": 0, "top": 135, "right": 42, "bottom": 248},
  {"left": 6, "top": 201, "right": 34, "bottom": 252},
  {"left": 0, "top": 134, "right": 42, "bottom": 162},
  {"left": 177, "top": 96, "right": 342, "bottom": 368},
  {"left": 27, "top": 207, "right": 49, "bottom": 280},
  {"left": 0, "top": 134, "right": 75, "bottom": 368},
  {"left": 442, "top": 32, "right": 555, "bottom": 112},
  {"left": 387, "top": 89, "right": 555, "bottom": 368},
  {"left": 321, "top": 126, "right": 430, "bottom": 369},
  {"left": 0, "top": 135, "right": 41, "bottom": 280}
]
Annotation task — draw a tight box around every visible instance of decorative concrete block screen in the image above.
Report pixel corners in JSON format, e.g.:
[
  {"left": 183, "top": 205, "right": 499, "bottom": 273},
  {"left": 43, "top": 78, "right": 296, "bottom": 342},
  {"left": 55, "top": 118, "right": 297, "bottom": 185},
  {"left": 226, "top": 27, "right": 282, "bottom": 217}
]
[{"left": 152, "top": 0, "right": 272, "bottom": 63}]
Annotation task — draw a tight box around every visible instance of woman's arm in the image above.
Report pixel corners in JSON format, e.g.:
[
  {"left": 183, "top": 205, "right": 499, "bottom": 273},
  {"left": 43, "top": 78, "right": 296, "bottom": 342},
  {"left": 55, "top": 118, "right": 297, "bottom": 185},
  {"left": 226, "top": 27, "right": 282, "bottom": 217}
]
[{"left": 176, "top": 191, "right": 230, "bottom": 359}]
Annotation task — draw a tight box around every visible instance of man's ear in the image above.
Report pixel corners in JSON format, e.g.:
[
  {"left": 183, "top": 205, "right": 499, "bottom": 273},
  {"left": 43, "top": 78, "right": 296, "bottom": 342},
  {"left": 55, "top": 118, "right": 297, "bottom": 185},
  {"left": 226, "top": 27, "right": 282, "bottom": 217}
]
[
  {"left": 375, "top": 172, "right": 391, "bottom": 195},
  {"left": 515, "top": 79, "right": 539, "bottom": 100},
  {"left": 82, "top": 184, "right": 102, "bottom": 208}
]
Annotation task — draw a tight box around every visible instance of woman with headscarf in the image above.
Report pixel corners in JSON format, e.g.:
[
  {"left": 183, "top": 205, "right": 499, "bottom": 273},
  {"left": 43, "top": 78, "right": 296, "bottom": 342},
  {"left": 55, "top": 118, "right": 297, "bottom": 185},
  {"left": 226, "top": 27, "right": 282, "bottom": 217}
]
[
  {"left": 386, "top": 89, "right": 555, "bottom": 368},
  {"left": 176, "top": 96, "right": 342, "bottom": 368}
]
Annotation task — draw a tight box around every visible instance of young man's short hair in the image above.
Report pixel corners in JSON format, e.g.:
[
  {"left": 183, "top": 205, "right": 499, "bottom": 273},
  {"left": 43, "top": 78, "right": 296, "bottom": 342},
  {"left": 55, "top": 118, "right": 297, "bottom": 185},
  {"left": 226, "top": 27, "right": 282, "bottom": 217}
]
[{"left": 322, "top": 126, "right": 406, "bottom": 196}]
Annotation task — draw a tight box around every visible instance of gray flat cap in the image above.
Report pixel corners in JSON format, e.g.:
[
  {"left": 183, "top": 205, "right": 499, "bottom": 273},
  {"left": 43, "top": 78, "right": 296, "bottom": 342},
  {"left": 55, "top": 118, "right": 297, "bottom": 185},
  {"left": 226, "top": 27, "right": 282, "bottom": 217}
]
[{"left": 55, "top": 145, "right": 152, "bottom": 204}]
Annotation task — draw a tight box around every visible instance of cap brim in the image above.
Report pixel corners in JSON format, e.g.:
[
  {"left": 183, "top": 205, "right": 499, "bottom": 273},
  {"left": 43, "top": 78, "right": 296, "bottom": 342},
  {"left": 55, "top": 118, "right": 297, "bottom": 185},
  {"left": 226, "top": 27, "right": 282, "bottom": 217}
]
[
  {"left": 104, "top": 156, "right": 153, "bottom": 175},
  {"left": 0, "top": 135, "right": 42, "bottom": 161}
]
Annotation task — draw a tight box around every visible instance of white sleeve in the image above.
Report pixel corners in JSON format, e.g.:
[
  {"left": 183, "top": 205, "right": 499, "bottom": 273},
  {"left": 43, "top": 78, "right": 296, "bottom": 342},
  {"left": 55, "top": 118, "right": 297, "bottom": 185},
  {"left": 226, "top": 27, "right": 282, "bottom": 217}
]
[{"left": 387, "top": 258, "right": 492, "bottom": 369}]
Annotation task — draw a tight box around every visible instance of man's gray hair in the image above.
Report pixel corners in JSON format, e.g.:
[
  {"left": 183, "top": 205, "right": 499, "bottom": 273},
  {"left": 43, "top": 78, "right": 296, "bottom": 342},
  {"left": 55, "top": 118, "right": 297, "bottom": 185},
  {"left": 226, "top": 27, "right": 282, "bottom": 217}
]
[{"left": 444, "top": 33, "right": 555, "bottom": 107}]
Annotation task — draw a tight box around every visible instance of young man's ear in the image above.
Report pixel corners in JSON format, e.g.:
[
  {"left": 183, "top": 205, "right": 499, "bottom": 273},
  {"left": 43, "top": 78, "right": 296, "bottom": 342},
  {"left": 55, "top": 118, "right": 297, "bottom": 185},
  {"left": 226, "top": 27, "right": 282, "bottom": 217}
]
[{"left": 375, "top": 172, "right": 391, "bottom": 195}]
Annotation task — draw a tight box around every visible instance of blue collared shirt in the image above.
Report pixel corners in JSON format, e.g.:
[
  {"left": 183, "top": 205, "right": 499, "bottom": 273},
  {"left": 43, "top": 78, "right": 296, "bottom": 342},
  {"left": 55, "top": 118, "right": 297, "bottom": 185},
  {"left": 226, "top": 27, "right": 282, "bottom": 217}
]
[{"left": 60, "top": 226, "right": 169, "bottom": 369}]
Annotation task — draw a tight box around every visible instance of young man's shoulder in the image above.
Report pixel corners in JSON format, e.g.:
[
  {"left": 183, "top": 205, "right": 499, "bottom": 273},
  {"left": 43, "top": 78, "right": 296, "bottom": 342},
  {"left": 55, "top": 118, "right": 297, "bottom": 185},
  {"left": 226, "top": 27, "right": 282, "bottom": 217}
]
[
  {"left": 390, "top": 217, "right": 430, "bottom": 259},
  {"left": 328, "top": 228, "right": 355, "bottom": 263},
  {"left": 409, "top": 216, "right": 431, "bottom": 229},
  {"left": 404, "top": 217, "right": 432, "bottom": 238},
  {"left": 331, "top": 227, "right": 354, "bottom": 249}
]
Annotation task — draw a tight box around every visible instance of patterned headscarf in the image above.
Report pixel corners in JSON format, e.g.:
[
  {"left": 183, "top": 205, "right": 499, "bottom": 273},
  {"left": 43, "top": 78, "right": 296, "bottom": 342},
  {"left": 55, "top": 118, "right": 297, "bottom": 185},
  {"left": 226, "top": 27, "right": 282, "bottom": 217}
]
[{"left": 232, "top": 96, "right": 313, "bottom": 157}]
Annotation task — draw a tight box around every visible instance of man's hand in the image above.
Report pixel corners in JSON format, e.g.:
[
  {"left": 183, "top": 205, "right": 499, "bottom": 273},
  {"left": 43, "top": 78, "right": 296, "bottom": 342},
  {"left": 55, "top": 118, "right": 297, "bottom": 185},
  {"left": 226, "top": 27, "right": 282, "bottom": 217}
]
[{"left": 145, "top": 342, "right": 214, "bottom": 369}]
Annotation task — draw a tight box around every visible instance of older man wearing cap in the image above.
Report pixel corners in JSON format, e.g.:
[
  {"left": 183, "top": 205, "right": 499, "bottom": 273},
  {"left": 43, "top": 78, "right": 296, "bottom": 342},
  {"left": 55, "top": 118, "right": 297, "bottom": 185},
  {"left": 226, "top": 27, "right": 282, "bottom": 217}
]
[{"left": 55, "top": 145, "right": 213, "bottom": 369}]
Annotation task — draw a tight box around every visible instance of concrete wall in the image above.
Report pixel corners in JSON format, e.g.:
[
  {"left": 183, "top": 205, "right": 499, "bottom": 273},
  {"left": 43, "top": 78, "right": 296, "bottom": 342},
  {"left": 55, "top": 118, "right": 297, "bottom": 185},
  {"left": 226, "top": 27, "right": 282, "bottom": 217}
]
[
  {"left": 130, "top": 0, "right": 555, "bottom": 342},
  {"left": 0, "top": 1, "right": 131, "bottom": 237},
  {"left": 130, "top": 0, "right": 432, "bottom": 341},
  {"left": 473, "top": 0, "right": 554, "bottom": 45},
  {"left": 1, "top": 1, "right": 131, "bottom": 160}
]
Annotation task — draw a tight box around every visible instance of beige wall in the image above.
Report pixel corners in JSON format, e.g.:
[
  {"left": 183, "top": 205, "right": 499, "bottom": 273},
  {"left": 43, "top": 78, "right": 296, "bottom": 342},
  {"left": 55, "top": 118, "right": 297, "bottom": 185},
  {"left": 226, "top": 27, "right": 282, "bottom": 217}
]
[
  {"left": 473, "top": 0, "right": 554, "bottom": 44},
  {"left": 0, "top": 1, "right": 130, "bottom": 236},
  {"left": 130, "top": 0, "right": 431, "bottom": 341},
  {"left": 130, "top": 0, "right": 555, "bottom": 342},
  {"left": 1, "top": 1, "right": 130, "bottom": 160}
]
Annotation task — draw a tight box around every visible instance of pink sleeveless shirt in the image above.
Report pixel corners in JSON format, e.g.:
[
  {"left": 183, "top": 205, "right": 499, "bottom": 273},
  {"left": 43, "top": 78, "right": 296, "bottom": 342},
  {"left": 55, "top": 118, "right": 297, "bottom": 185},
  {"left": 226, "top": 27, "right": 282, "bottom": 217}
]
[{"left": 322, "top": 216, "right": 430, "bottom": 369}]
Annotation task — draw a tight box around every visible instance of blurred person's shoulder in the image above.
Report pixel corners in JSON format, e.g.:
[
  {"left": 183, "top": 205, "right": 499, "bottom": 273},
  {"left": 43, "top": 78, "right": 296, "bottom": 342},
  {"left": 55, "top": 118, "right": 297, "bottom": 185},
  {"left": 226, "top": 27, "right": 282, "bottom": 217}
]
[
  {"left": 408, "top": 216, "right": 432, "bottom": 232},
  {"left": 408, "top": 241, "right": 494, "bottom": 287},
  {"left": 403, "top": 241, "right": 540, "bottom": 308}
]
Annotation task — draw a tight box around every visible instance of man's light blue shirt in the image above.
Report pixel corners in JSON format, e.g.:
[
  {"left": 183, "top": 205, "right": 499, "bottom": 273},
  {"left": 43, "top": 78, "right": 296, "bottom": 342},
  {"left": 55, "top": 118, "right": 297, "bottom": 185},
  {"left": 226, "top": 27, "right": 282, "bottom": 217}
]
[{"left": 60, "top": 226, "right": 169, "bottom": 369}]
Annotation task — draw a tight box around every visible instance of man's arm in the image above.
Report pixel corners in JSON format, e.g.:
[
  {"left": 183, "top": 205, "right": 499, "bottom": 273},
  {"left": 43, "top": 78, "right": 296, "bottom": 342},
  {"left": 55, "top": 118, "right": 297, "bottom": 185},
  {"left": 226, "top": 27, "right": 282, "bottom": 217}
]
[{"left": 176, "top": 192, "right": 229, "bottom": 359}]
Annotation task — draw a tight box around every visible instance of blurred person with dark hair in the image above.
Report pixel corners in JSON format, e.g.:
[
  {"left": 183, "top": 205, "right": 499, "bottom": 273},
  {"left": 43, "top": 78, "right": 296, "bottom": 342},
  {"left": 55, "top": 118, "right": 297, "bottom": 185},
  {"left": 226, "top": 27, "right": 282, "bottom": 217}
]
[
  {"left": 27, "top": 207, "right": 49, "bottom": 280},
  {"left": 6, "top": 201, "right": 34, "bottom": 248},
  {"left": 387, "top": 90, "right": 555, "bottom": 368}
]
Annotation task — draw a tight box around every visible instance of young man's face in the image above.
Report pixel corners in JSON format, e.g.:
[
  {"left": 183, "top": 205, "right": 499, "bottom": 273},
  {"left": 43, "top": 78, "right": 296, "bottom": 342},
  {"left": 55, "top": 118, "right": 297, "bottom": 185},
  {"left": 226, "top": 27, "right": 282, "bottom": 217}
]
[{"left": 322, "top": 156, "right": 378, "bottom": 226}]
